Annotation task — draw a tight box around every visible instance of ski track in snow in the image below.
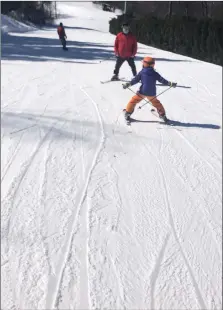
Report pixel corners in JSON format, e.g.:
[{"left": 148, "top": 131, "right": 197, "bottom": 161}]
[
  {"left": 2, "top": 118, "right": 66, "bottom": 309},
  {"left": 154, "top": 120, "right": 221, "bottom": 256},
  {"left": 150, "top": 233, "right": 170, "bottom": 310},
  {"left": 1, "top": 66, "right": 60, "bottom": 192},
  {"left": 2, "top": 97, "right": 54, "bottom": 185},
  {"left": 158, "top": 156, "right": 207, "bottom": 310},
  {"left": 169, "top": 131, "right": 222, "bottom": 256},
  {"left": 159, "top": 119, "right": 221, "bottom": 254},
  {"left": 51, "top": 85, "right": 106, "bottom": 309},
  {"left": 158, "top": 110, "right": 221, "bottom": 255},
  {"left": 125, "top": 113, "right": 220, "bottom": 308},
  {"left": 1, "top": 131, "right": 25, "bottom": 183},
  {"left": 160, "top": 121, "right": 221, "bottom": 257},
  {"left": 2, "top": 110, "right": 68, "bottom": 239},
  {"left": 141, "top": 139, "right": 207, "bottom": 309},
  {"left": 39, "top": 133, "right": 58, "bottom": 291},
  {"left": 174, "top": 128, "right": 221, "bottom": 179}
]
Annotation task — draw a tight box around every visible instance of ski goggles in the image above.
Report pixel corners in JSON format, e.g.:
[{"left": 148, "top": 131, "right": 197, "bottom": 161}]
[{"left": 142, "top": 59, "right": 155, "bottom": 66}]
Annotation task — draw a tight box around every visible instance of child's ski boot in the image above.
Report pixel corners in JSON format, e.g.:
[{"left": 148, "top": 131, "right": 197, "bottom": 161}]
[
  {"left": 123, "top": 109, "right": 132, "bottom": 125},
  {"left": 159, "top": 113, "right": 169, "bottom": 123}
]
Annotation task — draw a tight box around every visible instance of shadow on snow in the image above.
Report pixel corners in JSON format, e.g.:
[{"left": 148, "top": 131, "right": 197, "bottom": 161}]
[
  {"left": 1, "top": 111, "right": 131, "bottom": 142},
  {"left": 1, "top": 33, "right": 115, "bottom": 63},
  {"left": 2, "top": 31, "right": 193, "bottom": 64},
  {"left": 2, "top": 111, "right": 100, "bottom": 140},
  {"left": 130, "top": 118, "right": 221, "bottom": 129}
]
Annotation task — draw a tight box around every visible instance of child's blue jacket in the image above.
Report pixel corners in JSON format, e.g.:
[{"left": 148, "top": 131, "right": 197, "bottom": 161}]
[{"left": 130, "top": 67, "right": 170, "bottom": 96}]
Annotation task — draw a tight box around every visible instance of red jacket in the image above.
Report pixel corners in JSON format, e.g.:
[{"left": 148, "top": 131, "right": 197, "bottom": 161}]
[
  {"left": 57, "top": 26, "right": 66, "bottom": 39},
  {"left": 114, "top": 32, "right": 137, "bottom": 58}
]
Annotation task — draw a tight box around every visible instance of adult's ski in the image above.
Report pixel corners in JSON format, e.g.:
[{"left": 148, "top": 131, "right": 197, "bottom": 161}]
[{"left": 100, "top": 77, "right": 129, "bottom": 84}]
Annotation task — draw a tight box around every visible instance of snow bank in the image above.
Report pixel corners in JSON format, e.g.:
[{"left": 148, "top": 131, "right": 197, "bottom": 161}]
[{"left": 1, "top": 14, "right": 37, "bottom": 34}]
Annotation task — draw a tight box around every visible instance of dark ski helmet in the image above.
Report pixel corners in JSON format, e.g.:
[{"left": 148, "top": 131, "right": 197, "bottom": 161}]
[
  {"left": 122, "top": 22, "right": 129, "bottom": 27},
  {"left": 122, "top": 22, "right": 130, "bottom": 34},
  {"left": 59, "top": 22, "right": 63, "bottom": 26}
]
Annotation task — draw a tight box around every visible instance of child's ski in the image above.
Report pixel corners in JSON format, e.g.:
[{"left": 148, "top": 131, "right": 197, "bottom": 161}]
[
  {"left": 150, "top": 109, "right": 172, "bottom": 125},
  {"left": 125, "top": 119, "right": 131, "bottom": 126}
]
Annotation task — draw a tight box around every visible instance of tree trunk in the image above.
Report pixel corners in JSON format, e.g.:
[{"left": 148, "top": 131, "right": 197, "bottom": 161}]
[
  {"left": 168, "top": 1, "right": 173, "bottom": 18},
  {"left": 202, "top": 1, "right": 208, "bottom": 17},
  {"left": 185, "top": 2, "right": 189, "bottom": 18}
]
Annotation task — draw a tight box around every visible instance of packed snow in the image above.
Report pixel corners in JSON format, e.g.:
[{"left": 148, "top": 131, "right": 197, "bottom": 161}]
[
  {"left": 1, "top": 14, "right": 37, "bottom": 34},
  {"left": 1, "top": 1, "right": 222, "bottom": 309}
]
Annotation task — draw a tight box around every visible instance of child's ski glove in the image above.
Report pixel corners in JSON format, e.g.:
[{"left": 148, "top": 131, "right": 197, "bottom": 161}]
[
  {"left": 122, "top": 82, "right": 131, "bottom": 89},
  {"left": 169, "top": 82, "right": 177, "bottom": 88}
]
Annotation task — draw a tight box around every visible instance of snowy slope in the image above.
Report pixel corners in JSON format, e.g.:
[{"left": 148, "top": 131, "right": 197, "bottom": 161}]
[
  {"left": 1, "top": 14, "right": 37, "bottom": 34},
  {"left": 1, "top": 2, "right": 222, "bottom": 310}
]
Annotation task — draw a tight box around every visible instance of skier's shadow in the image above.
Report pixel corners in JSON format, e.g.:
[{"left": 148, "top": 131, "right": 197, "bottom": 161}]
[{"left": 130, "top": 119, "right": 221, "bottom": 129}]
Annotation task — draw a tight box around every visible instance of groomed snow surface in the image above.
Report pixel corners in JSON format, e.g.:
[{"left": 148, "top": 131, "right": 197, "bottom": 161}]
[{"left": 1, "top": 2, "right": 222, "bottom": 309}]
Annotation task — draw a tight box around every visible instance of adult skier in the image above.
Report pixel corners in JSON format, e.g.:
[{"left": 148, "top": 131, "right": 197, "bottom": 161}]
[
  {"left": 111, "top": 22, "right": 137, "bottom": 81},
  {"left": 122, "top": 56, "right": 177, "bottom": 122},
  {"left": 57, "top": 22, "right": 68, "bottom": 50}
]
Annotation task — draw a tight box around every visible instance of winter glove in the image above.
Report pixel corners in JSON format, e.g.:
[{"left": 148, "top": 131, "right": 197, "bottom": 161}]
[
  {"left": 122, "top": 82, "right": 131, "bottom": 89},
  {"left": 169, "top": 82, "right": 177, "bottom": 88}
]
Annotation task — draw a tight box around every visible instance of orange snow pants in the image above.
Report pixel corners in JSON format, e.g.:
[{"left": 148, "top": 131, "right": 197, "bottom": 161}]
[{"left": 126, "top": 93, "right": 165, "bottom": 115}]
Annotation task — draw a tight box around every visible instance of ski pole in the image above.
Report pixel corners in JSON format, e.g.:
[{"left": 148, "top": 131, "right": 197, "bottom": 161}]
[{"left": 126, "top": 86, "right": 172, "bottom": 110}]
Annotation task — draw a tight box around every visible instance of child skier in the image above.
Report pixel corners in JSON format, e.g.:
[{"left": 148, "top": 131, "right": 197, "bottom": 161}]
[{"left": 122, "top": 56, "right": 177, "bottom": 122}]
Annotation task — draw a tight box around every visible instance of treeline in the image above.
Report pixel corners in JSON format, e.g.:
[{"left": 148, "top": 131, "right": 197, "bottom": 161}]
[
  {"left": 96, "top": 1, "right": 223, "bottom": 21},
  {"left": 109, "top": 6, "right": 223, "bottom": 66},
  {"left": 1, "top": 1, "right": 57, "bottom": 25}
]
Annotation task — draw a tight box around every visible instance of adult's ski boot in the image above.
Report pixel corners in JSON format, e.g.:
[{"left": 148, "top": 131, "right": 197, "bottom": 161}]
[{"left": 111, "top": 74, "right": 119, "bottom": 81}]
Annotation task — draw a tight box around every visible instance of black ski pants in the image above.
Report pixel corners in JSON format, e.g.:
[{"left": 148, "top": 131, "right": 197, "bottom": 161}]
[
  {"left": 60, "top": 37, "right": 67, "bottom": 49},
  {"left": 114, "top": 57, "right": 137, "bottom": 76}
]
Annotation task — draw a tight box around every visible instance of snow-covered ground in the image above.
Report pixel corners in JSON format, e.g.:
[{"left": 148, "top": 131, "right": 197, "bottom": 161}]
[
  {"left": 1, "top": 14, "right": 37, "bottom": 34},
  {"left": 1, "top": 2, "right": 222, "bottom": 309}
]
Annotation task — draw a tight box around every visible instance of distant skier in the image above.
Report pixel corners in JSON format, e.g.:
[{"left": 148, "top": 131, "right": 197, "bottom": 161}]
[
  {"left": 122, "top": 56, "right": 177, "bottom": 122},
  {"left": 111, "top": 22, "right": 137, "bottom": 81},
  {"left": 57, "top": 22, "right": 68, "bottom": 50}
]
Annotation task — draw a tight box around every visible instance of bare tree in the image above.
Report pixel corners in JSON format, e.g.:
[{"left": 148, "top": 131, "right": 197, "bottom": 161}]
[
  {"left": 168, "top": 1, "right": 173, "bottom": 18},
  {"left": 201, "top": 1, "right": 208, "bottom": 17},
  {"left": 185, "top": 2, "right": 189, "bottom": 18}
]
